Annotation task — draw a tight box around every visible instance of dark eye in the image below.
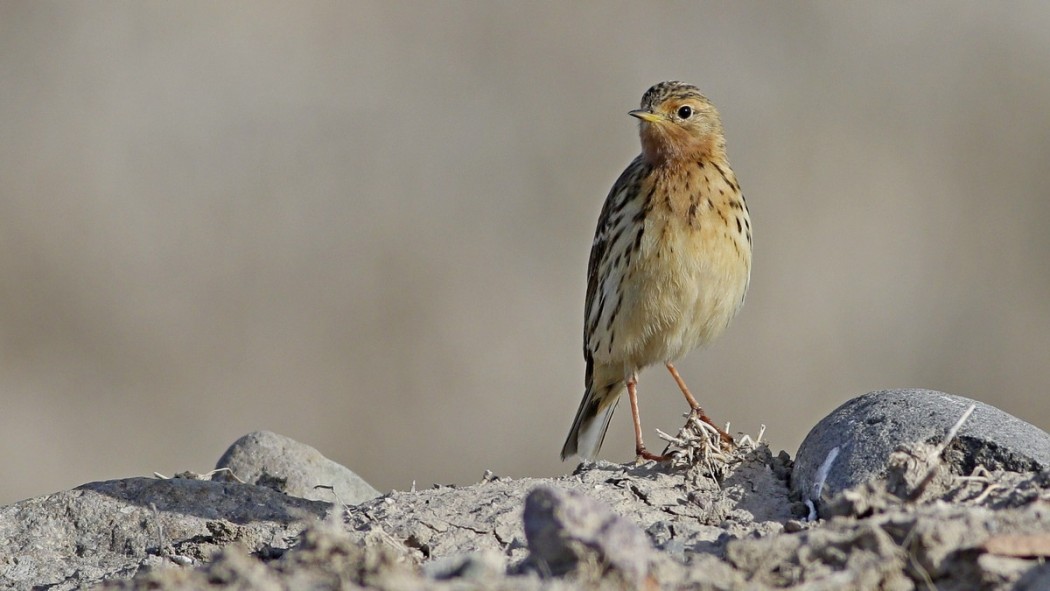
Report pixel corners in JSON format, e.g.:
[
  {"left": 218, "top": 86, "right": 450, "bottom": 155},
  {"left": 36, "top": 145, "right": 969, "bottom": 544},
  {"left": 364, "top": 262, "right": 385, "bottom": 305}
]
[{"left": 677, "top": 105, "right": 692, "bottom": 119}]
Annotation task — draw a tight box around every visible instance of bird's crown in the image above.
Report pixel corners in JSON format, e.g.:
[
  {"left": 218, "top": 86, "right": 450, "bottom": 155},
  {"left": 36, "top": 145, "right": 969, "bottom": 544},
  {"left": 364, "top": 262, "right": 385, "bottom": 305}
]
[{"left": 639, "top": 81, "right": 709, "bottom": 111}]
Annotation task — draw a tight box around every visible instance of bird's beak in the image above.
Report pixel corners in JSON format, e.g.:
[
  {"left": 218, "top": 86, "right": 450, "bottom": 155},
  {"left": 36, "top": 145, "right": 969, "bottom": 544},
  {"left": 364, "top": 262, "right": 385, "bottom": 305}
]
[{"left": 629, "top": 109, "right": 662, "bottom": 123}]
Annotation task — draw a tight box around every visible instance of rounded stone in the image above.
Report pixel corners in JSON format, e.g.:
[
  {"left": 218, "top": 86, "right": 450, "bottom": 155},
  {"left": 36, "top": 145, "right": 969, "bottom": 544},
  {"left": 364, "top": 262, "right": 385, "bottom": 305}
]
[
  {"left": 216, "top": 431, "right": 380, "bottom": 505},
  {"left": 792, "top": 389, "right": 1050, "bottom": 515}
]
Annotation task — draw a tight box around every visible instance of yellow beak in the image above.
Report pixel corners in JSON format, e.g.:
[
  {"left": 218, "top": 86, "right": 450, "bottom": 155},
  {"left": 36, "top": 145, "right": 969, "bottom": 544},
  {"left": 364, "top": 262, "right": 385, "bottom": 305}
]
[{"left": 628, "top": 109, "right": 663, "bottom": 123}]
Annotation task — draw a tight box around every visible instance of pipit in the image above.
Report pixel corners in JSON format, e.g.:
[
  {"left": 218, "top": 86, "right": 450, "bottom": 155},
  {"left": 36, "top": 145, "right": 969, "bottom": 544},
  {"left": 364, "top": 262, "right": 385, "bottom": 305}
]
[{"left": 560, "top": 81, "right": 752, "bottom": 462}]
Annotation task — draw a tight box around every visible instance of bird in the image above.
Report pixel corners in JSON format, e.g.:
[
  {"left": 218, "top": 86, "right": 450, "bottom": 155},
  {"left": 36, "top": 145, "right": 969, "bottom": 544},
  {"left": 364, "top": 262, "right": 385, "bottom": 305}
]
[{"left": 560, "top": 81, "right": 752, "bottom": 462}]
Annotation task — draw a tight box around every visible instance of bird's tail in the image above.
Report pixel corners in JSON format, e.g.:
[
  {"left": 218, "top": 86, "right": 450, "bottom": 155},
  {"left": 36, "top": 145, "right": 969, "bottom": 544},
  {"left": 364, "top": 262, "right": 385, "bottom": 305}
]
[{"left": 560, "top": 379, "right": 625, "bottom": 461}]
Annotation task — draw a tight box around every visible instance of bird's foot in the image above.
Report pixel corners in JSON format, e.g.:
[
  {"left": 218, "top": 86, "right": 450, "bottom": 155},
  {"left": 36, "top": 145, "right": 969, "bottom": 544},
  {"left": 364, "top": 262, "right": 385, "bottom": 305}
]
[
  {"left": 635, "top": 445, "right": 668, "bottom": 463},
  {"left": 689, "top": 407, "right": 735, "bottom": 447}
]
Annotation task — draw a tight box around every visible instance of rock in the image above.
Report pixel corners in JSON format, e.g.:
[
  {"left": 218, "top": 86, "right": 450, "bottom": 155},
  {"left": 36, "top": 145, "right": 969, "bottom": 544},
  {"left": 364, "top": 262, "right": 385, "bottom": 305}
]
[
  {"left": 215, "top": 431, "right": 380, "bottom": 504},
  {"left": 1016, "top": 563, "right": 1050, "bottom": 591},
  {"left": 726, "top": 517, "right": 913, "bottom": 590},
  {"left": 792, "top": 389, "right": 1050, "bottom": 515},
  {"left": 421, "top": 550, "right": 505, "bottom": 581},
  {"left": 101, "top": 517, "right": 424, "bottom": 591},
  {"left": 521, "top": 486, "right": 657, "bottom": 587},
  {"left": 6, "top": 441, "right": 1050, "bottom": 591},
  {"left": 0, "top": 476, "right": 329, "bottom": 591},
  {"left": 725, "top": 496, "right": 1050, "bottom": 590},
  {"left": 340, "top": 446, "right": 794, "bottom": 568}
]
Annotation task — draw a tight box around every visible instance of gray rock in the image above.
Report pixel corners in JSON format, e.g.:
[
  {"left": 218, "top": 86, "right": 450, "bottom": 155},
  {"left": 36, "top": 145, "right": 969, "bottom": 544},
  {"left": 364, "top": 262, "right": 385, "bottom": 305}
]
[
  {"left": 215, "top": 431, "right": 380, "bottom": 504},
  {"left": 522, "top": 486, "right": 655, "bottom": 585},
  {"left": 1017, "top": 563, "right": 1050, "bottom": 591},
  {"left": 102, "top": 517, "right": 425, "bottom": 591},
  {"left": 7, "top": 443, "right": 1050, "bottom": 591},
  {"left": 792, "top": 389, "right": 1050, "bottom": 514},
  {"left": 0, "top": 476, "right": 329, "bottom": 591},
  {"left": 341, "top": 447, "right": 793, "bottom": 568},
  {"left": 421, "top": 550, "right": 505, "bottom": 581}
]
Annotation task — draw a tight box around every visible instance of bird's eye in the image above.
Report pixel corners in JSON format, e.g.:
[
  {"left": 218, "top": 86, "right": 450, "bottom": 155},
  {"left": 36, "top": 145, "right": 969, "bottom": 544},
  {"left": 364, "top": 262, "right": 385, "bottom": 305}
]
[{"left": 677, "top": 105, "right": 693, "bottom": 119}]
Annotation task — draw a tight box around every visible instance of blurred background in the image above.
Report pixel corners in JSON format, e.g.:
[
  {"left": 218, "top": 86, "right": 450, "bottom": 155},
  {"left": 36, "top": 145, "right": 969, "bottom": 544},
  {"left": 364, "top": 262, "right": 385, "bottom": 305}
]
[{"left": 1, "top": 3, "right": 1048, "bottom": 505}]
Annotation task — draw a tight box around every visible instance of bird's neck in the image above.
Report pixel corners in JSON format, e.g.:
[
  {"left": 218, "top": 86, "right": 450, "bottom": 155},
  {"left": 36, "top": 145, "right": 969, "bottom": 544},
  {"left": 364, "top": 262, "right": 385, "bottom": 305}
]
[
  {"left": 644, "top": 146, "right": 730, "bottom": 172},
  {"left": 642, "top": 137, "right": 728, "bottom": 170}
]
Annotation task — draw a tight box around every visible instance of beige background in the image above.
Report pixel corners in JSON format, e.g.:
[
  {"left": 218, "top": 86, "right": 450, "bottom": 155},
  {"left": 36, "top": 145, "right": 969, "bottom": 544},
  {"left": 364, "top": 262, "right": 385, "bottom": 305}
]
[{"left": 2, "top": 3, "right": 1048, "bottom": 505}]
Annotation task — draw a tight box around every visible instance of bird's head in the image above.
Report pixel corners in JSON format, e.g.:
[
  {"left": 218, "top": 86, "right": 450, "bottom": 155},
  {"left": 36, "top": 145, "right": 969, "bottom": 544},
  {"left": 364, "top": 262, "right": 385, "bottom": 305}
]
[{"left": 630, "top": 81, "right": 725, "bottom": 165}]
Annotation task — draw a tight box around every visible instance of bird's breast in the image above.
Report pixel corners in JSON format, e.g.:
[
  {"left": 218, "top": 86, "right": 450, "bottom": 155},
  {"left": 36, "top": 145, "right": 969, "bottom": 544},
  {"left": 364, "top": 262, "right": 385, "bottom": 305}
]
[{"left": 622, "top": 165, "right": 751, "bottom": 364}]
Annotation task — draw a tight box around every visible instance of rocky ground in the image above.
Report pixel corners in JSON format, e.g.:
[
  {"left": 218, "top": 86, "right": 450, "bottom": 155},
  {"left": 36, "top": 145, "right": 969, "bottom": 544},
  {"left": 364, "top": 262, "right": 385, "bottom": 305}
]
[{"left": 2, "top": 389, "right": 1050, "bottom": 590}]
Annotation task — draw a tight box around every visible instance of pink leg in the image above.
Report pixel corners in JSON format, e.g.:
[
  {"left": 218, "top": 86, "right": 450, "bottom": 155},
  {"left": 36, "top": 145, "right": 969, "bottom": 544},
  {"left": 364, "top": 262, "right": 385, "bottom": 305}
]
[
  {"left": 665, "top": 362, "right": 734, "bottom": 445},
  {"left": 628, "top": 375, "right": 666, "bottom": 461}
]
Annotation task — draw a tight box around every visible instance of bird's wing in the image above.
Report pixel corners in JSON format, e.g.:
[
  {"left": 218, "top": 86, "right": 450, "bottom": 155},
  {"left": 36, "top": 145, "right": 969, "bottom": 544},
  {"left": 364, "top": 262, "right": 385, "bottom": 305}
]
[{"left": 583, "top": 155, "right": 648, "bottom": 361}]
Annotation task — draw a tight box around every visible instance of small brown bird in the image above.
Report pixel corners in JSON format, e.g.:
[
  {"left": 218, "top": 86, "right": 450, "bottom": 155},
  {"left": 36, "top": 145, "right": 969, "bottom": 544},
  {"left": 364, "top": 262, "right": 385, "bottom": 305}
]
[{"left": 561, "top": 81, "right": 752, "bottom": 462}]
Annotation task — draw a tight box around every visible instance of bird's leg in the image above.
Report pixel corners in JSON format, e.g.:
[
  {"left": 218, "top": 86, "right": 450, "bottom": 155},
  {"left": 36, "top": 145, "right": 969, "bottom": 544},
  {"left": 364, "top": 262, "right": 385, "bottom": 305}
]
[
  {"left": 665, "top": 362, "right": 734, "bottom": 445},
  {"left": 628, "top": 375, "right": 666, "bottom": 462}
]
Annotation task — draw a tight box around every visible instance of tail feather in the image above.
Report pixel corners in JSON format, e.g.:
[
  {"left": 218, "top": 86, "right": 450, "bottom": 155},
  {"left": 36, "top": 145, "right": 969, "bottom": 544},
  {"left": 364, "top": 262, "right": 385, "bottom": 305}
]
[{"left": 560, "top": 381, "right": 625, "bottom": 460}]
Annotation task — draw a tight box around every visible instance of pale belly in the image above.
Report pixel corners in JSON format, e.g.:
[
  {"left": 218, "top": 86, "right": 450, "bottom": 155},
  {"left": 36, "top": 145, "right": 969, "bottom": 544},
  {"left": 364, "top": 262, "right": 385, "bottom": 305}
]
[{"left": 595, "top": 213, "right": 751, "bottom": 372}]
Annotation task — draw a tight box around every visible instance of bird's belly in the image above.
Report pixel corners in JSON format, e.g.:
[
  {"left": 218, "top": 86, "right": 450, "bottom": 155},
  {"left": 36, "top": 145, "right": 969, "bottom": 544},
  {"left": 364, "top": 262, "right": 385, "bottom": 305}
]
[{"left": 603, "top": 218, "right": 750, "bottom": 370}]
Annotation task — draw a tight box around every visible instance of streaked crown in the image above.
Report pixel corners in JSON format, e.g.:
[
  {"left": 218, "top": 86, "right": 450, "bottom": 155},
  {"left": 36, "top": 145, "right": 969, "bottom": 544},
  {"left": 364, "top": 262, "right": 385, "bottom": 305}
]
[{"left": 638, "top": 81, "right": 709, "bottom": 112}]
